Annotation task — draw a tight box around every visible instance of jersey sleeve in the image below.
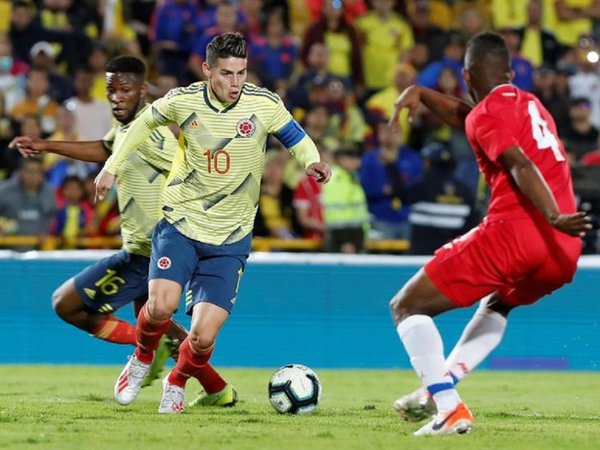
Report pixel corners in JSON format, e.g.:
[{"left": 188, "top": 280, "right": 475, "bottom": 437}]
[
  {"left": 104, "top": 96, "right": 175, "bottom": 174},
  {"left": 137, "top": 127, "right": 177, "bottom": 174},
  {"left": 102, "top": 126, "right": 116, "bottom": 153},
  {"left": 269, "top": 95, "right": 320, "bottom": 169},
  {"left": 472, "top": 112, "right": 520, "bottom": 162}
]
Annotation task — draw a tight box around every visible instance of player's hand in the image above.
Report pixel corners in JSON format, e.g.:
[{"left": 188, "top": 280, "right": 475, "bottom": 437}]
[
  {"left": 389, "top": 85, "right": 421, "bottom": 126},
  {"left": 306, "top": 162, "right": 332, "bottom": 184},
  {"left": 549, "top": 211, "right": 592, "bottom": 237},
  {"left": 94, "top": 168, "right": 115, "bottom": 202},
  {"left": 9, "top": 136, "right": 45, "bottom": 157}
]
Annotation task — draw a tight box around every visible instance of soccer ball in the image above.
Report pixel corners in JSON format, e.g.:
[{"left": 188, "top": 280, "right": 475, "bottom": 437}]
[{"left": 268, "top": 364, "right": 321, "bottom": 415}]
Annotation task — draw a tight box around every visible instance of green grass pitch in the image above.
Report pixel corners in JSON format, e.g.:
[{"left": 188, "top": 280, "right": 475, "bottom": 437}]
[{"left": 1, "top": 366, "right": 599, "bottom": 450}]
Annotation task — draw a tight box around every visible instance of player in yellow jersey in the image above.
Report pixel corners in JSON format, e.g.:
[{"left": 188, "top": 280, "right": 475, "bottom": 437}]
[
  {"left": 11, "top": 57, "right": 236, "bottom": 403},
  {"left": 95, "top": 32, "right": 332, "bottom": 413}
]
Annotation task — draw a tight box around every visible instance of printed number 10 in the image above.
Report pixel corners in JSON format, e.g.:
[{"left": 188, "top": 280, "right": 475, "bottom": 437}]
[{"left": 203, "top": 149, "right": 231, "bottom": 174}]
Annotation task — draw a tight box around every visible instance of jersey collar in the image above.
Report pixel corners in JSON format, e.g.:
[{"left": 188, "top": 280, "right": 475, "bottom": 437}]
[{"left": 203, "top": 83, "right": 242, "bottom": 113}]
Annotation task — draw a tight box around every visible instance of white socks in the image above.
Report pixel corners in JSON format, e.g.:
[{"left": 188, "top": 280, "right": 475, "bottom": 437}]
[
  {"left": 446, "top": 306, "right": 507, "bottom": 382},
  {"left": 397, "top": 315, "right": 460, "bottom": 413}
]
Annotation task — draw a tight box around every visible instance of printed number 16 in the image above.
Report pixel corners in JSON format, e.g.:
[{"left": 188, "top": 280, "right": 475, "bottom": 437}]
[{"left": 203, "top": 149, "right": 231, "bottom": 174}]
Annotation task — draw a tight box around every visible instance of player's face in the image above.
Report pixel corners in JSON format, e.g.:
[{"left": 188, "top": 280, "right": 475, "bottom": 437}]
[
  {"left": 106, "top": 72, "right": 147, "bottom": 124},
  {"left": 204, "top": 57, "right": 247, "bottom": 104}
]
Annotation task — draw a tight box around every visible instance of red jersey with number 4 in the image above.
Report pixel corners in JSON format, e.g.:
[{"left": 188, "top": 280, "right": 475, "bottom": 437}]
[{"left": 465, "top": 84, "right": 577, "bottom": 221}]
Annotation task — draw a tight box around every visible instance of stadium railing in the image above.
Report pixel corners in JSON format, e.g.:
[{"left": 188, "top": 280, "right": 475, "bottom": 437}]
[{"left": 0, "top": 235, "right": 410, "bottom": 253}]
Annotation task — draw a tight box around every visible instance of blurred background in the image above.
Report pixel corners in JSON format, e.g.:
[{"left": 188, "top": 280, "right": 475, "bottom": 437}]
[{"left": 2, "top": 0, "right": 600, "bottom": 255}]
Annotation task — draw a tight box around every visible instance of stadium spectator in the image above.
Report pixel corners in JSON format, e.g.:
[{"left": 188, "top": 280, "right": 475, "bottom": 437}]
[
  {"left": 568, "top": 38, "right": 600, "bottom": 129},
  {"left": 82, "top": 0, "right": 142, "bottom": 57},
  {"left": 189, "top": 0, "right": 241, "bottom": 81},
  {"left": 322, "top": 144, "right": 369, "bottom": 253},
  {"left": 390, "top": 32, "right": 589, "bottom": 436},
  {"left": 0, "top": 156, "right": 56, "bottom": 250},
  {"left": 51, "top": 174, "right": 94, "bottom": 248},
  {"left": 532, "top": 66, "right": 571, "bottom": 135},
  {"left": 45, "top": 104, "right": 98, "bottom": 189},
  {"left": 10, "top": 68, "right": 59, "bottom": 135},
  {"left": 254, "top": 149, "right": 299, "bottom": 239},
  {"left": 360, "top": 120, "right": 422, "bottom": 240},
  {"left": 249, "top": 8, "right": 298, "bottom": 95},
  {"left": 293, "top": 145, "right": 332, "bottom": 240},
  {"left": 0, "top": 34, "right": 27, "bottom": 111},
  {"left": 513, "top": 0, "right": 561, "bottom": 68},
  {"left": 64, "top": 67, "right": 112, "bottom": 141},
  {"left": 562, "top": 97, "right": 600, "bottom": 161},
  {"left": 365, "top": 63, "right": 416, "bottom": 144},
  {"left": 499, "top": 27, "right": 534, "bottom": 91},
  {"left": 150, "top": 0, "right": 198, "bottom": 85},
  {"left": 408, "top": 0, "right": 447, "bottom": 63},
  {"left": 289, "top": 42, "right": 338, "bottom": 112},
  {"left": 300, "top": 0, "right": 365, "bottom": 96},
  {"left": 406, "top": 142, "right": 477, "bottom": 254},
  {"left": 355, "top": 0, "right": 414, "bottom": 96},
  {"left": 0, "top": 93, "right": 17, "bottom": 181},
  {"left": 86, "top": 41, "right": 110, "bottom": 103},
  {"left": 28, "top": 40, "right": 74, "bottom": 103}
]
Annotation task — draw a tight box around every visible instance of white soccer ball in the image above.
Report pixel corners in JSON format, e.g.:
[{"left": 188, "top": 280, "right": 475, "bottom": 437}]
[{"left": 268, "top": 364, "right": 322, "bottom": 415}]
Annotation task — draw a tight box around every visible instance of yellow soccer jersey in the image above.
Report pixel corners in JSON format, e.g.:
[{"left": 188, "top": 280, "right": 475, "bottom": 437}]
[
  {"left": 355, "top": 12, "right": 414, "bottom": 90},
  {"left": 103, "top": 104, "right": 177, "bottom": 257},
  {"left": 105, "top": 82, "right": 319, "bottom": 245}
]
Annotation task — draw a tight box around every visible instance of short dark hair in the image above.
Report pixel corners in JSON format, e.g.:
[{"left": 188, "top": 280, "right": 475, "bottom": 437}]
[
  {"left": 206, "top": 32, "right": 247, "bottom": 67},
  {"left": 466, "top": 32, "right": 510, "bottom": 66},
  {"left": 105, "top": 55, "right": 146, "bottom": 77}
]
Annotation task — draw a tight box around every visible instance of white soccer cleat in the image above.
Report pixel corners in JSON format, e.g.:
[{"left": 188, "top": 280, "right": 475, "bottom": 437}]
[
  {"left": 413, "top": 402, "right": 473, "bottom": 436},
  {"left": 393, "top": 387, "right": 437, "bottom": 422},
  {"left": 114, "top": 355, "right": 151, "bottom": 405},
  {"left": 158, "top": 373, "right": 185, "bottom": 414}
]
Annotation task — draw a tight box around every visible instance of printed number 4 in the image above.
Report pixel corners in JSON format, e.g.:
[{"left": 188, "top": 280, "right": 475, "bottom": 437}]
[{"left": 528, "top": 101, "right": 565, "bottom": 161}]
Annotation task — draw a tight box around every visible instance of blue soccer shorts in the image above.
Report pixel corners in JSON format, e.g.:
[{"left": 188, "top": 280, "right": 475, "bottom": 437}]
[
  {"left": 74, "top": 249, "right": 150, "bottom": 314},
  {"left": 149, "top": 219, "right": 251, "bottom": 314}
]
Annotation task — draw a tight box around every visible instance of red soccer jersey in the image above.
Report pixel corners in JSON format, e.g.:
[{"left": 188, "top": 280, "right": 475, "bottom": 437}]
[{"left": 465, "top": 84, "right": 577, "bottom": 221}]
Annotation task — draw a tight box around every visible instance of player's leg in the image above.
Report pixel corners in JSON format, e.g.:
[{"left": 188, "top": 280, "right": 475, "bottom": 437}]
[
  {"left": 396, "top": 292, "right": 514, "bottom": 422},
  {"left": 160, "top": 236, "right": 250, "bottom": 413},
  {"left": 160, "top": 302, "right": 230, "bottom": 413},
  {"left": 52, "top": 277, "right": 136, "bottom": 345},
  {"left": 390, "top": 269, "right": 474, "bottom": 435},
  {"left": 55, "top": 249, "right": 155, "bottom": 346},
  {"left": 446, "top": 292, "right": 514, "bottom": 382},
  {"left": 114, "top": 219, "right": 196, "bottom": 405}
]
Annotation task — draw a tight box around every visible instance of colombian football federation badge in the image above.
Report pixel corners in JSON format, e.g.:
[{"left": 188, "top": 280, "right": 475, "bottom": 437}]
[
  {"left": 157, "top": 256, "right": 172, "bottom": 270},
  {"left": 236, "top": 118, "right": 255, "bottom": 137}
]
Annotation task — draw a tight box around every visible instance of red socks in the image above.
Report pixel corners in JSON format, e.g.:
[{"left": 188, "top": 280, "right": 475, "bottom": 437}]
[
  {"left": 168, "top": 337, "right": 226, "bottom": 393},
  {"left": 92, "top": 315, "right": 136, "bottom": 345},
  {"left": 134, "top": 303, "right": 171, "bottom": 364}
]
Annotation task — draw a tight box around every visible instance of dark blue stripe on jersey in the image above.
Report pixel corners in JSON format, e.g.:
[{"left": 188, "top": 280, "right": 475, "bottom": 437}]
[{"left": 274, "top": 119, "right": 305, "bottom": 148}]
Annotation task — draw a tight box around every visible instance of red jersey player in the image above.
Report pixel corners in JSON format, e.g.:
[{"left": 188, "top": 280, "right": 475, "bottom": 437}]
[{"left": 387, "top": 32, "right": 591, "bottom": 436}]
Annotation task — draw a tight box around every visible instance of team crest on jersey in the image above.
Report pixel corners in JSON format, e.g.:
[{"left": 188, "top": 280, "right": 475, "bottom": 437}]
[
  {"left": 157, "top": 256, "right": 172, "bottom": 270},
  {"left": 236, "top": 118, "right": 255, "bottom": 137}
]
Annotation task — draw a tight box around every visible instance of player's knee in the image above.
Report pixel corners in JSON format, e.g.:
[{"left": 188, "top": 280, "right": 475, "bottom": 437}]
[
  {"left": 389, "top": 290, "right": 412, "bottom": 325},
  {"left": 52, "top": 287, "right": 68, "bottom": 318},
  {"left": 147, "top": 292, "right": 179, "bottom": 319},
  {"left": 187, "top": 331, "right": 215, "bottom": 355}
]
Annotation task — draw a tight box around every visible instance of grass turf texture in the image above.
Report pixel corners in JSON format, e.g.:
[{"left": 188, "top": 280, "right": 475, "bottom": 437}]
[{"left": 1, "top": 366, "right": 599, "bottom": 450}]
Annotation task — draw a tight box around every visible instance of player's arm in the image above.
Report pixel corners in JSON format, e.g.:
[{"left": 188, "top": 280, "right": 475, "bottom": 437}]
[
  {"left": 9, "top": 136, "right": 108, "bottom": 162},
  {"left": 390, "top": 85, "right": 473, "bottom": 128},
  {"left": 499, "top": 147, "right": 591, "bottom": 237},
  {"left": 96, "top": 98, "right": 173, "bottom": 200},
  {"left": 271, "top": 101, "right": 331, "bottom": 183}
]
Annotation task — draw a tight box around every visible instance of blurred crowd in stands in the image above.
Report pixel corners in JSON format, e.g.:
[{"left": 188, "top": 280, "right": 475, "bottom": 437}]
[{"left": 1, "top": 0, "right": 600, "bottom": 254}]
